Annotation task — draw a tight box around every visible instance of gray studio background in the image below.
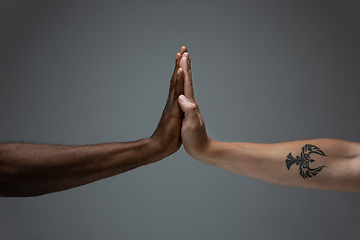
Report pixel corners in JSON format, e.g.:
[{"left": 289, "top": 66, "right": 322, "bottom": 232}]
[{"left": 1, "top": 0, "right": 360, "bottom": 239}]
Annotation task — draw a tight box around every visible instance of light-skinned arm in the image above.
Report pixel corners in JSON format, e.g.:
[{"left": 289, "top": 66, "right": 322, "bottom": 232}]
[
  {"left": 177, "top": 50, "right": 360, "bottom": 193},
  {"left": 0, "top": 47, "right": 187, "bottom": 197}
]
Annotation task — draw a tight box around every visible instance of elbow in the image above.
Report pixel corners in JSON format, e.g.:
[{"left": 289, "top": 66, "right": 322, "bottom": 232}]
[
  {"left": 346, "top": 177, "right": 360, "bottom": 193},
  {"left": 0, "top": 144, "right": 23, "bottom": 197},
  {"left": 0, "top": 179, "right": 15, "bottom": 197},
  {"left": 336, "top": 146, "right": 360, "bottom": 193},
  {"left": 342, "top": 185, "right": 360, "bottom": 193},
  {"left": 0, "top": 166, "right": 34, "bottom": 197},
  {"left": 0, "top": 157, "right": 11, "bottom": 197},
  {"left": 347, "top": 154, "right": 360, "bottom": 193},
  {"left": 0, "top": 170, "right": 19, "bottom": 197},
  {"left": 0, "top": 184, "right": 12, "bottom": 197}
]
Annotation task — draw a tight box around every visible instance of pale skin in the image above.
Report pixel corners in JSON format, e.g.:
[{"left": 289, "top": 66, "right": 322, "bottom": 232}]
[
  {"left": 3, "top": 47, "right": 360, "bottom": 197},
  {"left": 0, "top": 47, "right": 188, "bottom": 197},
  {"left": 177, "top": 50, "right": 360, "bottom": 193}
]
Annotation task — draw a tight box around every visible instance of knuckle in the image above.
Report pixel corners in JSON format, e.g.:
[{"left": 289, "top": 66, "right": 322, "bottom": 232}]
[
  {"left": 187, "top": 102, "right": 198, "bottom": 111},
  {"left": 169, "top": 80, "right": 175, "bottom": 90},
  {"left": 173, "top": 90, "right": 177, "bottom": 99},
  {"left": 188, "top": 78, "right": 193, "bottom": 86},
  {"left": 183, "top": 119, "right": 202, "bottom": 132},
  {"left": 183, "top": 124, "right": 196, "bottom": 133}
]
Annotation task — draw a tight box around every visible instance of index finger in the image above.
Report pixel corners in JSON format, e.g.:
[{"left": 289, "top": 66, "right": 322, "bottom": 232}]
[
  {"left": 174, "top": 68, "right": 184, "bottom": 100},
  {"left": 180, "top": 52, "right": 195, "bottom": 101}
]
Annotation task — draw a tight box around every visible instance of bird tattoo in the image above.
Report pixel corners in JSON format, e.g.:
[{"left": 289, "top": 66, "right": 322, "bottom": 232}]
[{"left": 286, "top": 144, "right": 326, "bottom": 179}]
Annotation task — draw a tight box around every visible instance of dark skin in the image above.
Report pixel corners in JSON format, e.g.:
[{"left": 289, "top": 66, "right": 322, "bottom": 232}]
[
  {"left": 0, "top": 46, "right": 188, "bottom": 197},
  {"left": 150, "top": 47, "right": 186, "bottom": 158}
]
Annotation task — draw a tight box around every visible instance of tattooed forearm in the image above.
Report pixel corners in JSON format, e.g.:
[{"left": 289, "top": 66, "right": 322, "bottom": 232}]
[{"left": 286, "top": 144, "right": 326, "bottom": 179}]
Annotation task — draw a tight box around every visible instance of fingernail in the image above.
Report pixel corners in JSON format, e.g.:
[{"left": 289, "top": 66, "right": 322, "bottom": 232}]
[
  {"left": 177, "top": 69, "right": 180, "bottom": 75},
  {"left": 179, "top": 95, "right": 188, "bottom": 103}
]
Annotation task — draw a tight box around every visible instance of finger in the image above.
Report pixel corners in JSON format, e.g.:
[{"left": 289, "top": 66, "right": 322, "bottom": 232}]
[
  {"left": 174, "top": 68, "right": 184, "bottom": 100},
  {"left": 180, "top": 53, "right": 195, "bottom": 101},
  {"left": 168, "top": 52, "right": 182, "bottom": 100},
  {"left": 181, "top": 46, "right": 188, "bottom": 54},
  {"left": 188, "top": 56, "right": 192, "bottom": 76},
  {"left": 178, "top": 94, "right": 199, "bottom": 120},
  {"left": 187, "top": 56, "right": 192, "bottom": 91},
  {"left": 173, "top": 52, "right": 182, "bottom": 74}
]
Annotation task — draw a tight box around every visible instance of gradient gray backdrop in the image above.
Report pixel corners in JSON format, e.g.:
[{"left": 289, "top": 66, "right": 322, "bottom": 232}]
[{"left": 1, "top": 0, "right": 360, "bottom": 239}]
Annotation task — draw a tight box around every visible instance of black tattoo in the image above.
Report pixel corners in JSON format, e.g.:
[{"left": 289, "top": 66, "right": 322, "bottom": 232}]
[{"left": 286, "top": 144, "right": 326, "bottom": 179}]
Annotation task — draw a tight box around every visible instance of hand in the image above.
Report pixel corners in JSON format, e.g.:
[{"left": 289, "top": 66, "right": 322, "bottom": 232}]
[
  {"left": 177, "top": 50, "right": 213, "bottom": 160},
  {"left": 150, "top": 47, "right": 186, "bottom": 158}
]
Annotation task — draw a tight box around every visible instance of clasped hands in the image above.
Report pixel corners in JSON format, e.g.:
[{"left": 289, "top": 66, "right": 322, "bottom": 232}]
[{"left": 150, "top": 46, "right": 212, "bottom": 163}]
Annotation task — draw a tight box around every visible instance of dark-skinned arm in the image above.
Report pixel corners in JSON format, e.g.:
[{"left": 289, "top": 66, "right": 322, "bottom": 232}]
[{"left": 0, "top": 47, "right": 187, "bottom": 197}]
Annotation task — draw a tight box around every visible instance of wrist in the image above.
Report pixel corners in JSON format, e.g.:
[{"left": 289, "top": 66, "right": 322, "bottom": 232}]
[
  {"left": 147, "top": 136, "right": 177, "bottom": 161},
  {"left": 191, "top": 137, "right": 217, "bottom": 164}
]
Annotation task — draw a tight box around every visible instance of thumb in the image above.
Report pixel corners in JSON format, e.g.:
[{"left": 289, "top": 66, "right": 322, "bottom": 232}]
[{"left": 178, "top": 95, "right": 199, "bottom": 118}]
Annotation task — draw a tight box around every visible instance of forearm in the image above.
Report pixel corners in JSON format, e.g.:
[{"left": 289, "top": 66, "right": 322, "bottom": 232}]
[
  {"left": 0, "top": 139, "right": 161, "bottom": 197},
  {"left": 198, "top": 138, "right": 360, "bottom": 192},
  {"left": 177, "top": 49, "right": 360, "bottom": 192}
]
